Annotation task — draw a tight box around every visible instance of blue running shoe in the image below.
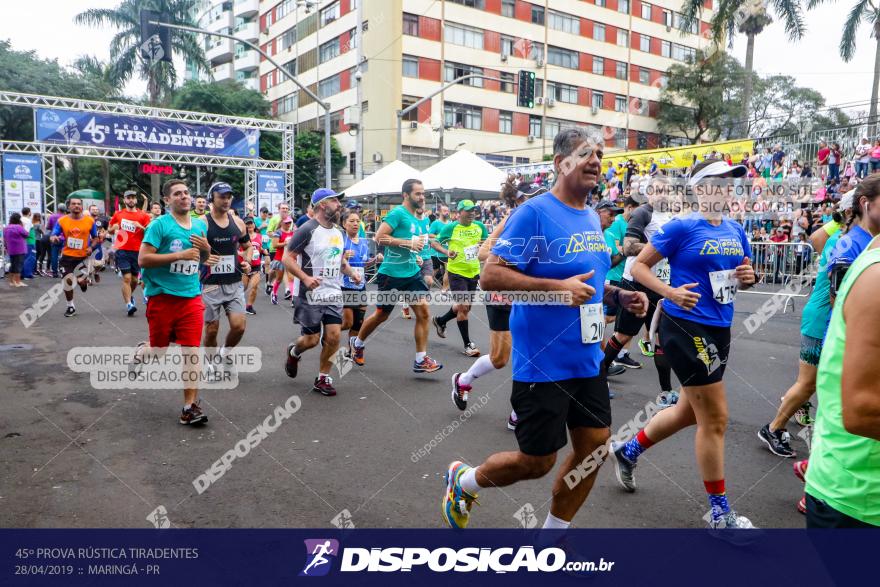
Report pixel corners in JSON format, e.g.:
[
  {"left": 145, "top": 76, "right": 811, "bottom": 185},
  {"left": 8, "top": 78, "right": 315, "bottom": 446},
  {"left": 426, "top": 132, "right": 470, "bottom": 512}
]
[{"left": 442, "top": 461, "right": 478, "bottom": 529}]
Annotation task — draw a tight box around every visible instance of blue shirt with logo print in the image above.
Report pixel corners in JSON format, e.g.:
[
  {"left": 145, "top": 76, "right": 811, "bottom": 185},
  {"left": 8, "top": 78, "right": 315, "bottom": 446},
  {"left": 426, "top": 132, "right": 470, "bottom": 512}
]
[
  {"left": 492, "top": 194, "right": 611, "bottom": 383},
  {"left": 651, "top": 213, "right": 751, "bottom": 327}
]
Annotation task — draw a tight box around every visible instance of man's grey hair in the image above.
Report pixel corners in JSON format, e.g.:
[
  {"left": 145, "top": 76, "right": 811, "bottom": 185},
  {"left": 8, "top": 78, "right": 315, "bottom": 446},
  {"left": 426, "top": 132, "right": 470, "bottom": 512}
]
[{"left": 552, "top": 127, "right": 603, "bottom": 159}]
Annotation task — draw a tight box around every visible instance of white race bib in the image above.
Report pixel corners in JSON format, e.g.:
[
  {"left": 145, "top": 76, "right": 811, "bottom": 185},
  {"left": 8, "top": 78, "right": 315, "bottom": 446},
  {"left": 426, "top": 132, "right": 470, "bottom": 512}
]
[
  {"left": 251, "top": 248, "right": 261, "bottom": 261},
  {"left": 319, "top": 265, "right": 340, "bottom": 279},
  {"left": 709, "top": 269, "right": 738, "bottom": 305},
  {"left": 579, "top": 303, "right": 605, "bottom": 344},
  {"left": 655, "top": 259, "right": 671, "bottom": 284},
  {"left": 120, "top": 219, "right": 137, "bottom": 232},
  {"left": 67, "top": 237, "right": 84, "bottom": 250},
  {"left": 464, "top": 244, "right": 479, "bottom": 261},
  {"left": 170, "top": 260, "right": 199, "bottom": 275},
  {"left": 212, "top": 254, "right": 236, "bottom": 274}
]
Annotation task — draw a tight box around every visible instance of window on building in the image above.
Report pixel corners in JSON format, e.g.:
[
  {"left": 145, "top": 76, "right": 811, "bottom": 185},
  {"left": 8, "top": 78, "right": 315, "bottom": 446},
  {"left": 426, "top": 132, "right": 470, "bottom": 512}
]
[
  {"left": 499, "top": 111, "right": 512, "bottom": 133},
  {"left": 592, "top": 56, "right": 604, "bottom": 75},
  {"left": 641, "top": 2, "right": 652, "bottom": 19},
  {"left": 592, "top": 91, "right": 603, "bottom": 110},
  {"left": 284, "top": 59, "right": 297, "bottom": 76},
  {"left": 319, "top": 38, "right": 340, "bottom": 63},
  {"left": 548, "top": 11, "right": 579, "bottom": 34},
  {"left": 276, "top": 0, "right": 294, "bottom": 20},
  {"left": 547, "top": 46, "right": 578, "bottom": 69},
  {"left": 617, "top": 30, "right": 628, "bottom": 47},
  {"left": 529, "top": 115, "right": 541, "bottom": 137},
  {"left": 347, "top": 28, "right": 357, "bottom": 50},
  {"left": 534, "top": 77, "right": 543, "bottom": 98},
  {"left": 662, "top": 9, "right": 672, "bottom": 27},
  {"left": 403, "top": 13, "right": 419, "bottom": 36},
  {"left": 281, "top": 27, "right": 296, "bottom": 50},
  {"left": 547, "top": 81, "right": 578, "bottom": 103},
  {"left": 449, "top": 0, "right": 485, "bottom": 7},
  {"left": 444, "top": 62, "right": 483, "bottom": 87},
  {"left": 619, "top": 0, "right": 630, "bottom": 13},
  {"left": 445, "top": 23, "right": 484, "bottom": 49},
  {"left": 661, "top": 40, "right": 671, "bottom": 57},
  {"left": 659, "top": 73, "right": 668, "bottom": 87},
  {"left": 530, "top": 41, "right": 545, "bottom": 61},
  {"left": 402, "top": 55, "right": 419, "bottom": 77},
  {"left": 500, "top": 71, "right": 515, "bottom": 93},
  {"left": 349, "top": 151, "right": 356, "bottom": 175},
  {"left": 402, "top": 96, "right": 420, "bottom": 122},
  {"left": 277, "top": 92, "right": 298, "bottom": 115},
  {"left": 615, "top": 95, "right": 627, "bottom": 112},
  {"left": 444, "top": 102, "right": 482, "bottom": 130},
  {"left": 501, "top": 0, "right": 515, "bottom": 17},
  {"left": 639, "top": 67, "right": 650, "bottom": 84},
  {"left": 593, "top": 23, "right": 606, "bottom": 42},
  {"left": 531, "top": 5, "right": 544, "bottom": 24},
  {"left": 640, "top": 34, "right": 650, "bottom": 52},
  {"left": 616, "top": 61, "right": 627, "bottom": 80},
  {"left": 318, "top": 74, "right": 341, "bottom": 98},
  {"left": 265, "top": 72, "right": 275, "bottom": 89},
  {"left": 501, "top": 35, "right": 515, "bottom": 56},
  {"left": 544, "top": 118, "right": 560, "bottom": 139},
  {"left": 634, "top": 98, "right": 648, "bottom": 115},
  {"left": 320, "top": 1, "right": 340, "bottom": 26},
  {"left": 595, "top": 0, "right": 606, "bottom": 7},
  {"left": 672, "top": 43, "right": 696, "bottom": 62},
  {"left": 637, "top": 132, "right": 649, "bottom": 149},
  {"left": 672, "top": 11, "right": 698, "bottom": 34}
]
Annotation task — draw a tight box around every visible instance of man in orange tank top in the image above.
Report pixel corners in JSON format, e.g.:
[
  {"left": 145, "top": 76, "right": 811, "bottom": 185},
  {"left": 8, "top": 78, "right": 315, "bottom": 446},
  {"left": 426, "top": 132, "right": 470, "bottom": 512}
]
[{"left": 49, "top": 196, "right": 99, "bottom": 317}]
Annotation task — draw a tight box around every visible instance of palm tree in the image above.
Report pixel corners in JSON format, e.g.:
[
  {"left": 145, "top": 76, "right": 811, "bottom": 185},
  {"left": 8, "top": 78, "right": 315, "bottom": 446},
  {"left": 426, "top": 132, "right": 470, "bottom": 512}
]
[
  {"left": 75, "top": 0, "right": 209, "bottom": 106},
  {"left": 681, "top": 0, "right": 806, "bottom": 135}
]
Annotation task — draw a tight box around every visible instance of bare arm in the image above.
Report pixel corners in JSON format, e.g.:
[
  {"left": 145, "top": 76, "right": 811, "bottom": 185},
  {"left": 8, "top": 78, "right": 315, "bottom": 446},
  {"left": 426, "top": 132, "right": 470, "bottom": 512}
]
[
  {"left": 138, "top": 242, "right": 191, "bottom": 268},
  {"left": 623, "top": 236, "right": 646, "bottom": 257},
  {"left": 374, "top": 221, "right": 416, "bottom": 250},
  {"left": 630, "top": 246, "right": 671, "bottom": 298},
  {"left": 281, "top": 246, "right": 310, "bottom": 283},
  {"left": 480, "top": 255, "right": 594, "bottom": 306},
  {"left": 841, "top": 264, "right": 880, "bottom": 440},
  {"left": 810, "top": 227, "right": 830, "bottom": 253}
]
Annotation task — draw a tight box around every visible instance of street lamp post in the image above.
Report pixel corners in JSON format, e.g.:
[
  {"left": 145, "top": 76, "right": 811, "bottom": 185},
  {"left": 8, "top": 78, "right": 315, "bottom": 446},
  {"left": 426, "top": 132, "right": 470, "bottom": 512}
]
[{"left": 150, "top": 19, "right": 333, "bottom": 188}]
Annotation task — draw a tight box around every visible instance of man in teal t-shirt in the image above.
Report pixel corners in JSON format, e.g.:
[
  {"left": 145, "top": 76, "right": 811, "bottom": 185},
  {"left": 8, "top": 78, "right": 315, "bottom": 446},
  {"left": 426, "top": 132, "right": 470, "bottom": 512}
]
[
  {"left": 349, "top": 179, "right": 442, "bottom": 375},
  {"left": 604, "top": 208, "right": 628, "bottom": 285}
]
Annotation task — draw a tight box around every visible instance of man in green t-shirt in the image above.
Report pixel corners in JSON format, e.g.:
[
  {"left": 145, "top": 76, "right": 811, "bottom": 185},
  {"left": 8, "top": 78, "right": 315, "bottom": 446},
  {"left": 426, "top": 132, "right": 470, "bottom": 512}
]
[
  {"left": 805, "top": 236, "right": 880, "bottom": 528},
  {"left": 349, "top": 179, "right": 443, "bottom": 374},
  {"left": 190, "top": 195, "right": 208, "bottom": 220},
  {"left": 429, "top": 205, "right": 452, "bottom": 283},
  {"left": 431, "top": 200, "right": 488, "bottom": 357}
]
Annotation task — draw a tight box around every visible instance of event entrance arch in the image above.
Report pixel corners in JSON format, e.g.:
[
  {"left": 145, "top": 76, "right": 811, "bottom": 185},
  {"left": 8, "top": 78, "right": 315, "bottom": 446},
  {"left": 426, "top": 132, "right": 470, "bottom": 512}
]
[{"left": 0, "top": 91, "right": 295, "bottom": 216}]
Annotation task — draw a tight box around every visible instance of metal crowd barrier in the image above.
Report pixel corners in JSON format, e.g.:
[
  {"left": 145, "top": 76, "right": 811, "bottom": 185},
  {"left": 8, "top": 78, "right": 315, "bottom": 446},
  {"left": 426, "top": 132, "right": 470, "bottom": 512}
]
[{"left": 740, "top": 241, "right": 818, "bottom": 312}]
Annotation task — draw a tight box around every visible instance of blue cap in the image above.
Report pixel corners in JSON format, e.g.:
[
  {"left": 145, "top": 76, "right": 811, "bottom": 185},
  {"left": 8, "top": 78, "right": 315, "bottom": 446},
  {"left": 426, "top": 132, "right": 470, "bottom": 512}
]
[
  {"left": 345, "top": 200, "right": 361, "bottom": 209},
  {"left": 209, "top": 182, "right": 233, "bottom": 196},
  {"left": 311, "top": 187, "right": 341, "bottom": 205}
]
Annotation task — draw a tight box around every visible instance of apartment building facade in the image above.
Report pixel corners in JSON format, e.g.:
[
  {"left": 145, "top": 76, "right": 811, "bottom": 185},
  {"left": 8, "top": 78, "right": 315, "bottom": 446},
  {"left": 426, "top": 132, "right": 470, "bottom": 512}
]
[
  {"left": 188, "top": 0, "right": 263, "bottom": 91},
  {"left": 258, "top": 0, "right": 715, "bottom": 187}
]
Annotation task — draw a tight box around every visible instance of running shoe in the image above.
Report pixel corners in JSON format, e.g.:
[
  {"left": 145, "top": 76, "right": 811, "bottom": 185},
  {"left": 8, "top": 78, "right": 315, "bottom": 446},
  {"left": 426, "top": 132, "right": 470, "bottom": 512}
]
[
  {"left": 610, "top": 442, "right": 637, "bottom": 492},
  {"left": 507, "top": 410, "right": 518, "bottom": 431},
  {"left": 797, "top": 495, "right": 806, "bottom": 515},
  {"left": 638, "top": 338, "right": 655, "bottom": 357},
  {"left": 708, "top": 510, "right": 756, "bottom": 531},
  {"left": 126, "top": 302, "right": 137, "bottom": 316},
  {"left": 271, "top": 293, "right": 278, "bottom": 305},
  {"left": 284, "top": 343, "right": 299, "bottom": 378},
  {"left": 265, "top": 283, "right": 272, "bottom": 296},
  {"left": 794, "top": 402, "right": 815, "bottom": 427},
  {"left": 350, "top": 339, "right": 365, "bottom": 366},
  {"left": 245, "top": 305, "right": 256, "bottom": 315},
  {"left": 313, "top": 375, "right": 337, "bottom": 397},
  {"left": 657, "top": 390, "right": 679, "bottom": 409},
  {"left": 793, "top": 459, "right": 808, "bottom": 482},
  {"left": 442, "top": 461, "right": 478, "bottom": 529},
  {"left": 463, "top": 342, "right": 480, "bottom": 357},
  {"left": 451, "top": 373, "right": 470, "bottom": 411},
  {"left": 64, "top": 306, "right": 76, "bottom": 318},
  {"left": 613, "top": 353, "right": 641, "bottom": 369},
  {"left": 432, "top": 316, "right": 447, "bottom": 338},
  {"left": 758, "top": 424, "right": 795, "bottom": 458},
  {"left": 402, "top": 306, "right": 412, "bottom": 319},
  {"left": 607, "top": 362, "right": 626, "bottom": 377},
  {"left": 179, "top": 400, "right": 208, "bottom": 425},
  {"left": 413, "top": 355, "right": 442, "bottom": 373},
  {"left": 128, "top": 341, "right": 147, "bottom": 376}
]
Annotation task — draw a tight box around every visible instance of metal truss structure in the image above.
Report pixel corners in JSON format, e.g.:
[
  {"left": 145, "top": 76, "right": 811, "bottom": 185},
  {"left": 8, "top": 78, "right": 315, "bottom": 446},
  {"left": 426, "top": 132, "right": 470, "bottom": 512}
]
[{"left": 0, "top": 91, "right": 295, "bottom": 212}]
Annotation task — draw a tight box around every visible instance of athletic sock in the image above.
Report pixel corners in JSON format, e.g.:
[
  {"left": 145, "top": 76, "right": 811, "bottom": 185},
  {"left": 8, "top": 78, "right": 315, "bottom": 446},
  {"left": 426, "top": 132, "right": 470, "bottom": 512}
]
[
  {"left": 621, "top": 429, "right": 655, "bottom": 463},
  {"left": 353, "top": 337, "right": 365, "bottom": 348},
  {"left": 705, "top": 479, "right": 730, "bottom": 521},
  {"left": 67, "top": 302, "right": 75, "bottom": 309},
  {"left": 542, "top": 512, "right": 571, "bottom": 530},
  {"left": 654, "top": 346, "right": 673, "bottom": 392},
  {"left": 617, "top": 348, "right": 628, "bottom": 359},
  {"left": 457, "top": 319, "right": 471, "bottom": 346},
  {"left": 437, "top": 308, "right": 456, "bottom": 326},
  {"left": 603, "top": 336, "right": 624, "bottom": 369},
  {"left": 459, "top": 466, "right": 482, "bottom": 494},
  {"left": 272, "top": 281, "right": 281, "bottom": 295},
  {"left": 415, "top": 351, "right": 426, "bottom": 363},
  {"left": 318, "top": 372, "right": 330, "bottom": 380},
  {"left": 459, "top": 355, "right": 494, "bottom": 386}
]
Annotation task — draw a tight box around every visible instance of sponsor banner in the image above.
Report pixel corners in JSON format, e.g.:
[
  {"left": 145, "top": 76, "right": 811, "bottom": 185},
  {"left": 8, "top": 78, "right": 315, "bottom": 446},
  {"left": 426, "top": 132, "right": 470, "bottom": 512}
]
[
  {"left": 2, "top": 153, "right": 43, "bottom": 220},
  {"left": 34, "top": 108, "right": 260, "bottom": 159},
  {"left": 603, "top": 138, "right": 756, "bottom": 170},
  {"left": 256, "top": 170, "right": 285, "bottom": 213},
  {"left": 0, "top": 529, "right": 869, "bottom": 585}
]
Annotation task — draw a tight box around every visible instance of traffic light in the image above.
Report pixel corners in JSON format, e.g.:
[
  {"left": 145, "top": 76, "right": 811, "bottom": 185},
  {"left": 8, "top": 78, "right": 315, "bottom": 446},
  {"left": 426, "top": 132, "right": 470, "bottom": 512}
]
[
  {"left": 139, "top": 10, "right": 172, "bottom": 65},
  {"left": 517, "top": 70, "right": 536, "bottom": 108}
]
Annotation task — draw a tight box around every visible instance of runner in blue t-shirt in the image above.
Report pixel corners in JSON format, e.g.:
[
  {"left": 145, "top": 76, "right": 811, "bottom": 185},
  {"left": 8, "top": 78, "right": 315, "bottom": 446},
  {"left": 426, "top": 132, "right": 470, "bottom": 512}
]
[
  {"left": 340, "top": 209, "right": 382, "bottom": 364},
  {"left": 439, "top": 128, "right": 648, "bottom": 531},
  {"left": 611, "top": 159, "right": 759, "bottom": 532}
]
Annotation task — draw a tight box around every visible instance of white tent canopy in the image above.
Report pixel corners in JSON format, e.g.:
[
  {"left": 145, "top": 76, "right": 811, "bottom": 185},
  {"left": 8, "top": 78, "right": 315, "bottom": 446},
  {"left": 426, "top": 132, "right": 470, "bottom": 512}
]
[
  {"left": 342, "top": 159, "right": 420, "bottom": 199},
  {"left": 420, "top": 150, "right": 507, "bottom": 197}
]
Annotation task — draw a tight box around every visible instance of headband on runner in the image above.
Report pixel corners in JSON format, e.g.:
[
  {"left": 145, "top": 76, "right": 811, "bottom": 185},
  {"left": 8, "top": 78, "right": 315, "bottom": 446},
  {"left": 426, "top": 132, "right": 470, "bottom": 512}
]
[{"left": 688, "top": 161, "right": 748, "bottom": 187}]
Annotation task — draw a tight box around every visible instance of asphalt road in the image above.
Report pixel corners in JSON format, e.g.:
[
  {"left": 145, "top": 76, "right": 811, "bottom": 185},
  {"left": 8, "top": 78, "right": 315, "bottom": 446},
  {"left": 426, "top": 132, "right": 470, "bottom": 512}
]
[{"left": 0, "top": 273, "right": 809, "bottom": 529}]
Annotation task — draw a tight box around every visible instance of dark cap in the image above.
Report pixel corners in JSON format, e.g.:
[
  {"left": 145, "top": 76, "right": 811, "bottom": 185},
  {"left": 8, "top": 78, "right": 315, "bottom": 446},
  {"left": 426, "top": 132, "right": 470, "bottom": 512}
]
[
  {"left": 208, "top": 182, "right": 233, "bottom": 196},
  {"left": 595, "top": 200, "right": 624, "bottom": 213}
]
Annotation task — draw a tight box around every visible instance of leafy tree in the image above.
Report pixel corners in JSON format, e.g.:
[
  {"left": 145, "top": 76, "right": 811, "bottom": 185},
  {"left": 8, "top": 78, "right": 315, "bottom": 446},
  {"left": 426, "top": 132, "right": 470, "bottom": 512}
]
[
  {"left": 294, "top": 130, "right": 346, "bottom": 206},
  {"left": 75, "top": 0, "right": 209, "bottom": 106}
]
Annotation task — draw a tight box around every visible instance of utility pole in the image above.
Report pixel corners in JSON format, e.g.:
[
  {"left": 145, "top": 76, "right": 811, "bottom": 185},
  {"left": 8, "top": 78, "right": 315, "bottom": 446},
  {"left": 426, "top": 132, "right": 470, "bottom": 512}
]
[
  {"left": 438, "top": 0, "right": 446, "bottom": 163},
  {"left": 355, "top": 0, "right": 364, "bottom": 179}
]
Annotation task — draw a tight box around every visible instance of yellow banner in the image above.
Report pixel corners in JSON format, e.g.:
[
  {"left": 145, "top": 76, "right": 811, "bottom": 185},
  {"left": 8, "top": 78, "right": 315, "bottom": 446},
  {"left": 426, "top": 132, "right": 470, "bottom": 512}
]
[{"left": 603, "top": 139, "right": 756, "bottom": 171}]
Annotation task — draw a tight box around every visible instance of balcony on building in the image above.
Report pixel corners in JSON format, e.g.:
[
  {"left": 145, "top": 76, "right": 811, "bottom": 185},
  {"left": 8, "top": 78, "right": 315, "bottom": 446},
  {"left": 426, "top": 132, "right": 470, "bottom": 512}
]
[
  {"left": 236, "top": 72, "right": 259, "bottom": 91},
  {"left": 233, "top": 0, "right": 259, "bottom": 19},
  {"left": 232, "top": 19, "right": 259, "bottom": 43},
  {"left": 206, "top": 37, "right": 234, "bottom": 64},
  {"left": 212, "top": 62, "right": 235, "bottom": 82},
  {"left": 234, "top": 47, "right": 260, "bottom": 72}
]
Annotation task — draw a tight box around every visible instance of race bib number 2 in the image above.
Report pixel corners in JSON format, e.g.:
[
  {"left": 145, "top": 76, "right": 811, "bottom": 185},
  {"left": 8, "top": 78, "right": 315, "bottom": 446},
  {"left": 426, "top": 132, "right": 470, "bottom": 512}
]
[
  {"left": 579, "top": 303, "right": 605, "bottom": 344},
  {"left": 709, "top": 269, "right": 738, "bottom": 305}
]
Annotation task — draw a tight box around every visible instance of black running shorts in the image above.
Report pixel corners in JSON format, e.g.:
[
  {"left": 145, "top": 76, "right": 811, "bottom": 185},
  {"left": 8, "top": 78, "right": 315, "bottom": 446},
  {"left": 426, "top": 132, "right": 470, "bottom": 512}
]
[
  {"left": 510, "top": 375, "right": 611, "bottom": 456},
  {"left": 486, "top": 304, "right": 511, "bottom": 331},
  {"left": 376, "top": 271, "right": 428, "bottom": 312},
  {"left": 658, "top": 313, "right": 731, "bottom": 387},
  {"left": 614, "top": 278, "right": 662, "bottom": 337}
]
